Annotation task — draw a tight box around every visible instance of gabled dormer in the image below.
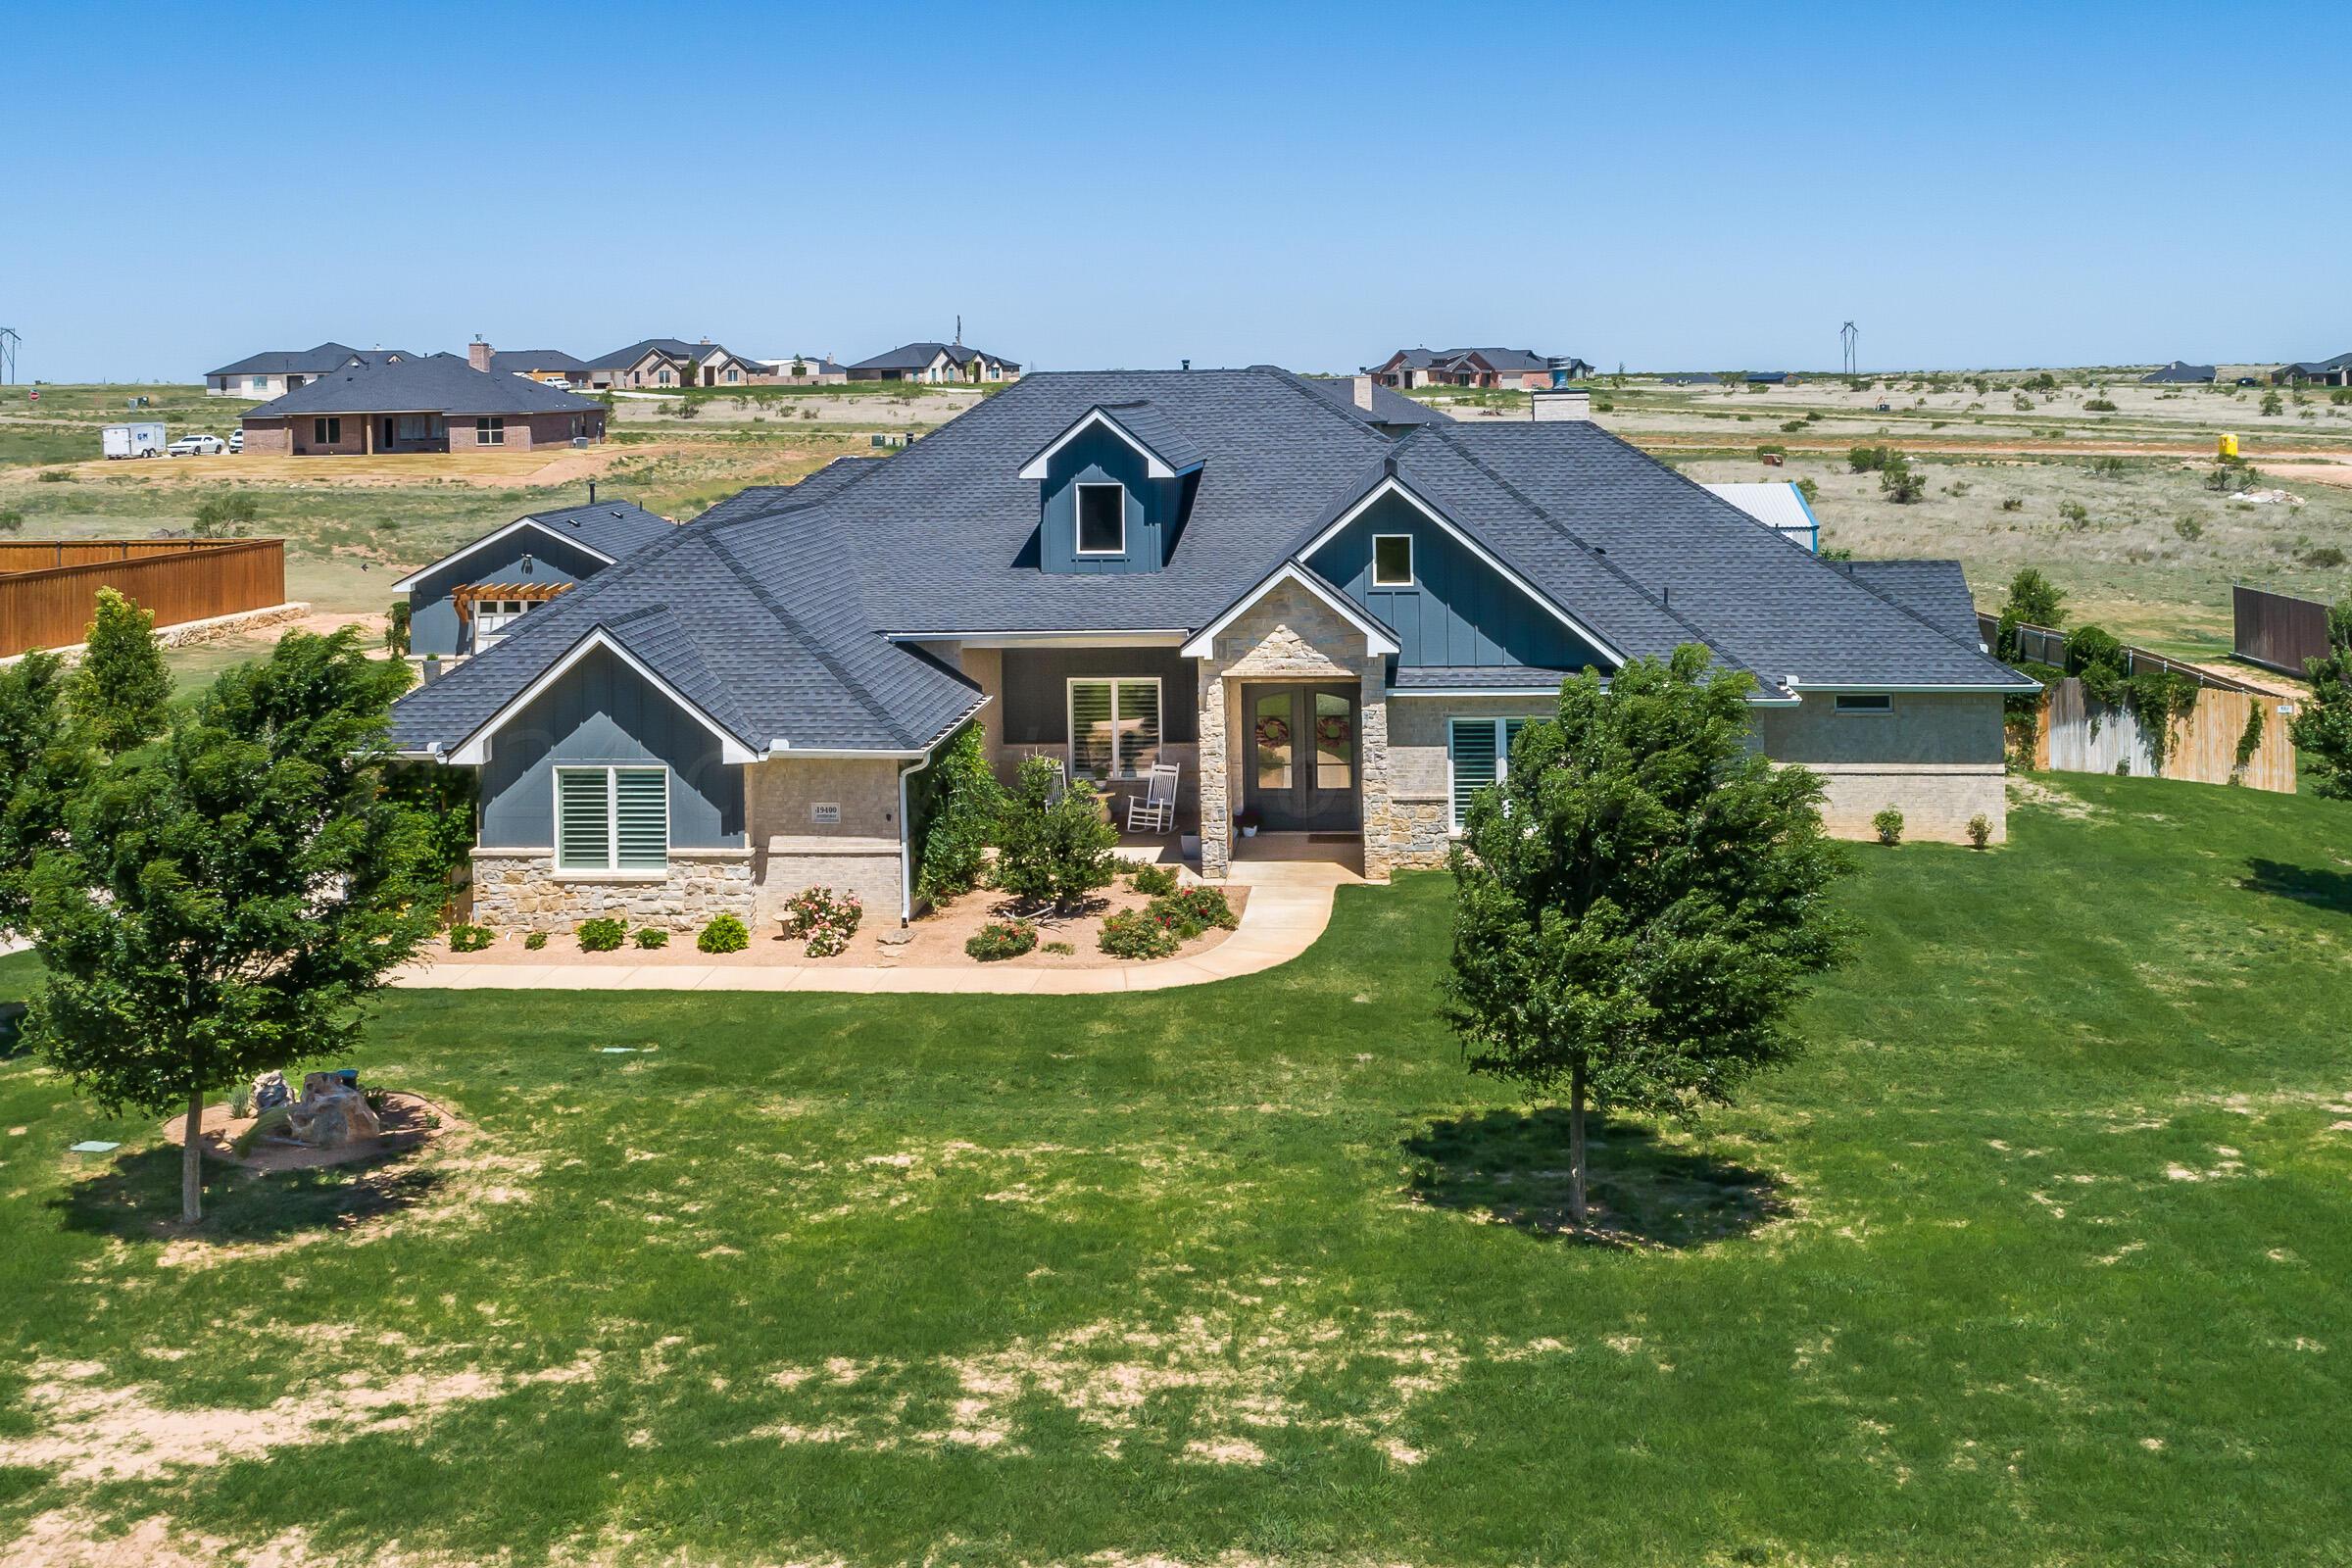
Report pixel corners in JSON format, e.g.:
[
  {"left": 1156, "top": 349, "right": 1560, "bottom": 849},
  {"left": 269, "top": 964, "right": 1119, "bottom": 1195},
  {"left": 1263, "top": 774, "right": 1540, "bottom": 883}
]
[{"left": 1018, "top": 402, "right": 1204, "bottom": 574}]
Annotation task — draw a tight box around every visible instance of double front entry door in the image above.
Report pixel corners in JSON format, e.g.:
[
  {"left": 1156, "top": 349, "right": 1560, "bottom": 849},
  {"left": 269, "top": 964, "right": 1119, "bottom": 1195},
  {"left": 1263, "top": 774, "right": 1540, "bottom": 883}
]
[{"left": 1242, "top": 684, "right": 1361, "bottom": 833}]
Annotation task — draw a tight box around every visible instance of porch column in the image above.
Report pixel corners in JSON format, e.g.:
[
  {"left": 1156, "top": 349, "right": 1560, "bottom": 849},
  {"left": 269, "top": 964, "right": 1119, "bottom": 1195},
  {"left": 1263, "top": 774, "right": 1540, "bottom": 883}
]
[
  {"left": 1198, "top": 659, "right": 1231, "bottom": 879},
  {"left": 1357, "top": 654, "right": 1395, "bottom": 885}
]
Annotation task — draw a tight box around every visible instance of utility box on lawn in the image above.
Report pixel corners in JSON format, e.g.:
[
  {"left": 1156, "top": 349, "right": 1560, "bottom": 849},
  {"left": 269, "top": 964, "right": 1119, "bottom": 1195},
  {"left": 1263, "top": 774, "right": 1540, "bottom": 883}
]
[{"left": 102, "top": 421, "right": 167, "bottom": 459}]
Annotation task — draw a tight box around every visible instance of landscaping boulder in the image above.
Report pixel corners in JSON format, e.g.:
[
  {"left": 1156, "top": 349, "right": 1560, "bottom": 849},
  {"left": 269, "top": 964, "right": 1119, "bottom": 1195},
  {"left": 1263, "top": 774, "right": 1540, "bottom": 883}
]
[
  {"left": 253, "top": 1070, "right": 290, "bottom": 1112},
  {"left": 286, "top": 1072, "right": 381, "bottom": 1149}
]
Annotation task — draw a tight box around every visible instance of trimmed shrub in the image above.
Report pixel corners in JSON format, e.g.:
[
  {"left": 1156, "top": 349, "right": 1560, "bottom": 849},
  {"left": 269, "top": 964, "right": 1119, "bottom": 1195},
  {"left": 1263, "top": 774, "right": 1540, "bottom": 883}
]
[
  {"left": 577, "top": 917, "right": 626, "bottom": 953},
  {"left": 447, "top": 922, "right": 494, "bottom": 952},
  {"left": 995, "top": 755, "right": 1118, "bottom": 911},
  {"left": 697, "top": 913, "right": 749, "bottom": 954},
  {"left": 965, "top": 920, "right": 1038, "bottom": 961},
  {"left": 1098, "top": 906, "right": 1181, "bottom": 960},
  {"left": 1873, "top": 808, "right": 1905, "bottom": 846},
  {"left": 1128, "top": 862, "right": 1180, "bottom": 897},
  {"left": 1967, "top": 813, "right": 1992, "bottom": 850},
  {"left": 633, "top": 927, "right": 669, "bottom": 950},
  {"left": 782, "top": 887, "right": 861, "bottom": 957},
  {"left": 523, "top": 932, "right": 548, "bottom": 951}
]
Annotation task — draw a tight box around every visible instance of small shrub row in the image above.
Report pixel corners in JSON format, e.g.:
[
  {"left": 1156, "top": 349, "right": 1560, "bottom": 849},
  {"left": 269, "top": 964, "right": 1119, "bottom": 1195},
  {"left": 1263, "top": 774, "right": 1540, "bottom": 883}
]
[
  {"left": 1128, "top": 862, "right": 1180, "bottom": 896},
  {"left": 447, "top": 922, "right": 494, "bottom": 953},
  {"left": 1148, "top": 886, "right": 1238, "bottom": 940},
  {"left": 1098, "top": 906, "right": 1182, "bottom": 960}
]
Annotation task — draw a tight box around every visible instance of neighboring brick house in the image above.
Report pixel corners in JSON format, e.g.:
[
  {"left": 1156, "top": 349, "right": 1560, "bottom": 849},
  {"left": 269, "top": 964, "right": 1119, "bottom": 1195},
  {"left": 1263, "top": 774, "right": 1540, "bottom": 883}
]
[
  {"left": 579, "top": 337, "right": 770, "bottom": 389},
  {"left": 1369, "top": 348, "right": 1591, "bottom": 390},
  {"left": 203, "top": 342, "right": 424, "bottom": 398},
  {"left": 386, "top": 368, "right": 2034, "bottom": 935},
  {"left": 2272, "top": 353, "right": 2352, "bottom": 387},
  {"left": 847, "top": 341, "right": 1021, "bottom": 384},
  {"left": 761, "top": 355, "right": 850, "bottom": 385},
  {"left": 238, "top": 356, "right": 606, "bottom": 456},
  {"left": 393, "top": 492, "right": 674, "bottom": 662}
]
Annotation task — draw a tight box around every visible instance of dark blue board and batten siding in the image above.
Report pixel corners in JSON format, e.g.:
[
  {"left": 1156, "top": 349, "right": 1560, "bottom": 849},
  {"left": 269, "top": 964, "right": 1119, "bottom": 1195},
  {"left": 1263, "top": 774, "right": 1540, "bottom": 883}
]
[
  {"left": 1036, "top": 425, "right": 1188, "bottom": 574},
  {"left": 1307, "top": 493, "right": 1608, "bottom": 671},
  {"left": 476, "top": 644, "right": 744, "bottom": 850},
  {"left": 408, "top": 530, "right": 611, "bottom": 659}
]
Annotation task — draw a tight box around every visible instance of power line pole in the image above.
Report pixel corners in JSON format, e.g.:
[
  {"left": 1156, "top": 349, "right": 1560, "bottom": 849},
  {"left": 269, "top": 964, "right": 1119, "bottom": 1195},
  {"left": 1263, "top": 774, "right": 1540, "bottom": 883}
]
[
  {"left": 1840, "top": 320, "right": 1858, "bottom": 377},
  {"left": 0, "top": 329, "right": 19, "bottom": 385}
]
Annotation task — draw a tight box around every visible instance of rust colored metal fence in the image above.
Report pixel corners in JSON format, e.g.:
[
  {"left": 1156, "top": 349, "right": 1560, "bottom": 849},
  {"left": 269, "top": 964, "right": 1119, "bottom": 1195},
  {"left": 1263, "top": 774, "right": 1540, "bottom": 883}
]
[
  {"left": 0, "top": 539, "right": 287, "bottom": 658},
  {"left": 2233, "top": 584, "right": 2333, "bottom": 677}
]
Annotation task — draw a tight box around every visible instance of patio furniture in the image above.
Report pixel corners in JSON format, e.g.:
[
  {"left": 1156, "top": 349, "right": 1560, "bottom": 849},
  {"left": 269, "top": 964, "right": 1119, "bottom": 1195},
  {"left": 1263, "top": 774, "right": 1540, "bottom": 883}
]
[{"left": 1125, "top": 762, "right": 1180, "bottom": 835}]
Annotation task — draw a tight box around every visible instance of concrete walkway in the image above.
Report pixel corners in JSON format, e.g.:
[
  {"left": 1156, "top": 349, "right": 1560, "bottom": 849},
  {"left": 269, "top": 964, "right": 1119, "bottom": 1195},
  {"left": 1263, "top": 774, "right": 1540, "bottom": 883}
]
[{"left": 389, "top": 859, "right": 1359, "bottom": 994}]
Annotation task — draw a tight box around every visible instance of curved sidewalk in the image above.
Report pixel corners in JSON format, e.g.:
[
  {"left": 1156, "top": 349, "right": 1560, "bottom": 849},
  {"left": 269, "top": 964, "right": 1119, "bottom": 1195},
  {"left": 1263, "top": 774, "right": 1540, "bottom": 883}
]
[{"left": 390, "top": 859, "right": 1356, "bottom": 994}]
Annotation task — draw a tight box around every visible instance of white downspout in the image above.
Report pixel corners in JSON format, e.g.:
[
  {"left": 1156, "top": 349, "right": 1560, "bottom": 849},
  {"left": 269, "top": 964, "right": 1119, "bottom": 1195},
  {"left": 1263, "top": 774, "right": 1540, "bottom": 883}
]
[{"left": 896, "top": 751, "right": 932, "bottom": 928}]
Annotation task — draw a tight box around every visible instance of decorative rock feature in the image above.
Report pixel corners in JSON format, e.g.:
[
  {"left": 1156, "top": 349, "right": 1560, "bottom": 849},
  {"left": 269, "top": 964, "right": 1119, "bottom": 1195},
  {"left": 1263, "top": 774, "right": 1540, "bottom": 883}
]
[
  {"left": 287, "top": 1072, "right": 382, "bottom": 1150},
  {"left": 252, "top": 1070, "right": 290, "bottom": 1112},
  {"left": 467, "top": 849, "right": 757, "bottom": 934}
]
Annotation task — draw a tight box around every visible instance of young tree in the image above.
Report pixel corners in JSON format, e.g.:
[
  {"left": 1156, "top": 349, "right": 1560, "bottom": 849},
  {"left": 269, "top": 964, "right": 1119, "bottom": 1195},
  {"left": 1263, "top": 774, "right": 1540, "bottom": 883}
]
[
  {"left": 1444, "top": 647, "right": 1853, "bottom": 1227},
  {"left": 68, "top": 587, "right": 172, "bottom": 757},
  {"left": 993, "top": 755, "right": 1116, "bottom": 912},
  {"left": 913, "top": 725, "right": 1005, "bottom": 903},
  {"left": 24, "top": 628, "right": 439, "bottom": 1224},
  {"left": 2291, "top": 601, "right": 2352, "bottom": 800},
  {"left": 0, "top": 651, "right": 85, "bottom": 938},
  {"left": 2002, "top": 567, "right": 2066, "bottom": 628}
]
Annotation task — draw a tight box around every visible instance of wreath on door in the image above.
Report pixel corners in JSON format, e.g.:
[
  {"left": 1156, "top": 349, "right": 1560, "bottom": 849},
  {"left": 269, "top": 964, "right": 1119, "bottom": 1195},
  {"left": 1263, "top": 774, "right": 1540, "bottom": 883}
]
[
  {"left": 1254, "top": 714, "right": 1291, "bottom": 749},
  {"left": 1315, "top": 714, "right": 1351, "bottom": 749}
]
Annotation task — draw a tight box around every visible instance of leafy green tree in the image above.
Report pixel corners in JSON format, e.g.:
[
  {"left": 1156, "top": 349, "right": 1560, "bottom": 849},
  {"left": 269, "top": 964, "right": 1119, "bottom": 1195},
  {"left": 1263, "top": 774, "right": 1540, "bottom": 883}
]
[
  {"left": 24, "top": 629, "right": 439, "bottom": 1223},
  {"left": 913, "top": 725, "right": 1005, "bottom": 903},
  {"left": 192, "top": 492, "right": 261, "bottom": 538},
  {"left": 2292, "top": 602, "right": 2352, "bottom": 800},
  {"left": 384, "top": 600, "right": 413, "bottom": 657},
  {"left": 0, "top": 651, "right": 85, "bottom": 938},
  {"left": 68, "top": 587, "right": 171, "bottom": 756},
  {"left": 1443, "top": 647, "right": 1853, "bottom": 1226},
  {"left": 993, "top": 755, "right": 1116, "bottom": 912},
  {"left": 1994, "top": 567, "right": 2068, "bottom": 662}
]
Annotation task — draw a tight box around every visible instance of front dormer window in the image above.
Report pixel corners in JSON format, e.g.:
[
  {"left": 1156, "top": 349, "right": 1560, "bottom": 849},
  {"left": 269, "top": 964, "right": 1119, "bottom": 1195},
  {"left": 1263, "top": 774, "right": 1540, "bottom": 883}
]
[
  {"left": 1372, "top": 534, "right": 1415, "bottom": 587},
  {"left": 1075, "top": 483, "right": 1126, "bottom": 556}
]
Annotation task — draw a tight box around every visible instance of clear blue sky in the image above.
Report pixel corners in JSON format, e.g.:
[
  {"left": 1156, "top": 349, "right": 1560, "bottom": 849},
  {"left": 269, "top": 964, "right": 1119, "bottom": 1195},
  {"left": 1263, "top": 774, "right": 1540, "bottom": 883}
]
[{"left": 8, "top": 1, "right": 2344, "bottom": 382}]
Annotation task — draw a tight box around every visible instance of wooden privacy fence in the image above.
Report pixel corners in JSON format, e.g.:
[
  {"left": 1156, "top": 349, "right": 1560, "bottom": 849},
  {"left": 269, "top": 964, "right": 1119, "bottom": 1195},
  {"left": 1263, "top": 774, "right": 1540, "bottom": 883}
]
[
  {"left": 0, "top": 539, "right": 287, "bottom": 658},
  {"left": 2233, "top": 583, "right": 2332, "bottom": 677},
  {"left": 2033, "top": 677, "right": 2298, "bottom": 793}
]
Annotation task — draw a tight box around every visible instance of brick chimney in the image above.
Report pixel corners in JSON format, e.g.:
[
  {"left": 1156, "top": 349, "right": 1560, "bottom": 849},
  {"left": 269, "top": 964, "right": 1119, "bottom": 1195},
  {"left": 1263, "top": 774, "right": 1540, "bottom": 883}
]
[
  {"left": 1351, "top": 374, "right": 1375, "bottom": 412},
  {"left": 467, "top": 337, "right": 492, "bottom": 373}
]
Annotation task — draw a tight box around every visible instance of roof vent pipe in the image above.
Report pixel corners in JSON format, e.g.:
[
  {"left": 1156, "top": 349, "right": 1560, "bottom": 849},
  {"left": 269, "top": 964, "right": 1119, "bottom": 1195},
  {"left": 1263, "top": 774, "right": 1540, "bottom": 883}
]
[
  {"left": 588, "top": 479, "right": 598, "bottom": 506},
  {"left": 1182, "top": 359, "right": 1191, "bottom": 371}
]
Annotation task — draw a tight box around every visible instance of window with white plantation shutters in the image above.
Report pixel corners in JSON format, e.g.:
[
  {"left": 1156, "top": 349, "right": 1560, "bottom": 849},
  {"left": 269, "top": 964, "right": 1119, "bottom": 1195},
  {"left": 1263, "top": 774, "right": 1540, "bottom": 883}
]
[
  {"left": 614, "top": 768, "right": 668, "bottom": 870},
  {"left": 1449, "top": 716, "right": 1540, "bottom": 831},
  {"left": 1067, "top": 678, "right": 1161, "bottom": 781},
  {"left": 554, "top": 765, "right": 669, "bottom": 872}
]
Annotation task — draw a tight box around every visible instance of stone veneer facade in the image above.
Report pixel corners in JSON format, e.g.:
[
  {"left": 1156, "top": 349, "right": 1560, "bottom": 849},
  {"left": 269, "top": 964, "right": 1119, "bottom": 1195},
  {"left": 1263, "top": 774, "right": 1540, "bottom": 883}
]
[
  {"left": 1194, "top": 580, "right": 1401, "bottom": 882},
  {"left": 468, "top": 847, "right": 756, "bottom": 933}
]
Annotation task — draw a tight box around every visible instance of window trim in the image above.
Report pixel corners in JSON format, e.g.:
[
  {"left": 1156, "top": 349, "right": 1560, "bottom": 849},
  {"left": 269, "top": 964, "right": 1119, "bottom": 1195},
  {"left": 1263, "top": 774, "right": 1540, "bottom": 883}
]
[
  {"left": 312, "top": 416, "right": 341, "bottom": 445},
  {"left": 1073, "top": 481, "right": 1128, "bottom": 557},
  {"left": 1447, "top": 715, "right": 1545, "bottom": 832},
  {"left": 552, "top": 763, "right": 670, "bottom": 876},
  {"left": 1371, "top": 533, "right": 1416, "bottom": 588},
  {"left": 1834, "top": 693, "right": 1895, "bottom": 715},
  {"left": 1064, "top": 675, "right": 1163, "bottom": 782},
  {"left": 475, "top": 416, "right": 506, "bottom": 447}
]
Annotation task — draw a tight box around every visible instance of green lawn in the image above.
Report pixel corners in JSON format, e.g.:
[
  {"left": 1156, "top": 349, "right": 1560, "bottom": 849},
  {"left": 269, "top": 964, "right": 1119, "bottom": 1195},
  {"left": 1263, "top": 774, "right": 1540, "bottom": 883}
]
[{"left": 2, "top": 773, "right": 2349, "bottom": 1565}]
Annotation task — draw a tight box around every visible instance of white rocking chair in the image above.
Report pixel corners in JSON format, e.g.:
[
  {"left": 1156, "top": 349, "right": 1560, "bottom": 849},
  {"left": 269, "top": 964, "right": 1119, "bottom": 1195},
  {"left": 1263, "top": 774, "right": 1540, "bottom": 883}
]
[{"left": 1125, "top": 762, "right": 1180, "bottom": 835}]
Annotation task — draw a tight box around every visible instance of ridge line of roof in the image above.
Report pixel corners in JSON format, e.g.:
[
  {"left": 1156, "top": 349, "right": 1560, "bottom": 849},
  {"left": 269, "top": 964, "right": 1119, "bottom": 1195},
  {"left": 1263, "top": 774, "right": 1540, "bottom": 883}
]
[
  {"left": 1414, "top": 422, "right": 1754, "bottom": 675},
  {"left": 699, "top": 522, "right": 921, "bottom": 750}
]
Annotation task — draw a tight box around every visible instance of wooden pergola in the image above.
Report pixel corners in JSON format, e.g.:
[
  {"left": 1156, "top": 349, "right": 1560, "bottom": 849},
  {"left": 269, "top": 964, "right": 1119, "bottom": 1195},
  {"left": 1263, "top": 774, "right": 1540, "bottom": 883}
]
[{"left": 451, "top": 581, "right": 573, "bottom": 623}]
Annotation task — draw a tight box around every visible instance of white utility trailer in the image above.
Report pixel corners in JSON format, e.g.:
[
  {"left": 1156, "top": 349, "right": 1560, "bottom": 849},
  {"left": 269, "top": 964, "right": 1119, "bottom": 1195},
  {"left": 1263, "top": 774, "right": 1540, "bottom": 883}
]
[{"left": 102, "top": 421, "right": 167, "bottom": 459}]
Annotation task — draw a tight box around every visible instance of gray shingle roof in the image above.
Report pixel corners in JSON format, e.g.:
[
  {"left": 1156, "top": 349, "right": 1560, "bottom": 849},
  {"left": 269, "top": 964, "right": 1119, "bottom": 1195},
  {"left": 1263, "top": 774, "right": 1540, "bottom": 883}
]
[
  {"left": 2141, "top": 361, "right": 2216, "bottom": 382},
  {"left": 1298, "top": 376, "right": 1449, "bottom": 426},
  {"left": 243, "top": 357, "right": 599, "bottom": 418},
  {"left": 488, "top": 349, "right": 586, "bottom": 373},
  {"left": 516, "top": 499, "right": 673, "bottom": 560},
  {"left": 206, "top": 343, "right": 419, "bottom": 378},
  {"left": 390, "top": 366, "right": 2029, "bottom": 756}
]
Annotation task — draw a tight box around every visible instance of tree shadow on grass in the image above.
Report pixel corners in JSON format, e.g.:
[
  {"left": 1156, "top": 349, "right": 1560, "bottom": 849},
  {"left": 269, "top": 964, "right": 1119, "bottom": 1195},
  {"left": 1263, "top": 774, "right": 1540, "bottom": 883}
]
[
  {"left": 2241, "top": 858, "right": 2352, "bottom": 917},
  {"left": 1402, "top": 1108, "right": 1784, "bottom": 1250},
  {"left": 52, "top": 1142, "right": 446, "bottom": 1248}
]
